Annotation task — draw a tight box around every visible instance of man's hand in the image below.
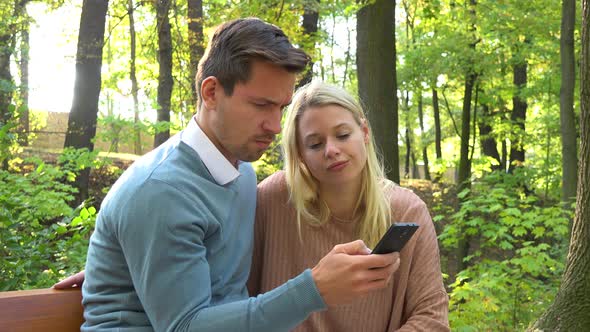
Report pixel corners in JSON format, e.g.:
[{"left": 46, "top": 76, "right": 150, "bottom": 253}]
[
  {"left": 53, "top": 270, "right": 86, "bottom": 289},
  {"left": 311, "top": 240, "right": 400, "bottom": 306}
]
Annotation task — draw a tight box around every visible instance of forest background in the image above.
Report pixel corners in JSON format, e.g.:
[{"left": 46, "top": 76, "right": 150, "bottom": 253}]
[{"left": 1, "top": 0, "right": 589, "bottom": 331}]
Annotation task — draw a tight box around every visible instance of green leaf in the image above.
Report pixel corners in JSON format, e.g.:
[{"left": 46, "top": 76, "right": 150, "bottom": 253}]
[
  {"left": 513, "top": 226, "right": 527, "bottom": 237},
  {"left": 35, "top": 163, "right": 45, "bottom": 174},
  {"left": 56, "top": 226, "right": 67, "bottom": 235},
  {"left": 532, "top": 226, "right": 546, "bottom": 238},
  {"left": 71, "top": 216, "right": 82, "bottom": 227}
]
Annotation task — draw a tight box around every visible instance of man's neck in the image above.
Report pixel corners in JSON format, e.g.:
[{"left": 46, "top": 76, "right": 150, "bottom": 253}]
[{"left": 194, "top": 115, "right": 239, "bottom": 168}]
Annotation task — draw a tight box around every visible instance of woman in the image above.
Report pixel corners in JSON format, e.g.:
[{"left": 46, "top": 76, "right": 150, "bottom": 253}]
[
  {"left": 247, "top": 81, "right": 449, "bottom": 331},
  {"left": 55, "top": 82, "right": 449, "bottom": 331}
]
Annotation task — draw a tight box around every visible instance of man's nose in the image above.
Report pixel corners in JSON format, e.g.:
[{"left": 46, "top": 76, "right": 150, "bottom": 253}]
[{"left": 262, "top": 109, "right": 282, "bottom": 134}]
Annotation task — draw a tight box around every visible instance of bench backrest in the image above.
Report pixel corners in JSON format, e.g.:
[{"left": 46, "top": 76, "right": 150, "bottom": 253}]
[{"left": 0, "top": 288, "right": 83, "bottom": 332}]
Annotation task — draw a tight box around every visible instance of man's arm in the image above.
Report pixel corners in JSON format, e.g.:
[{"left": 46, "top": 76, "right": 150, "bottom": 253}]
[{"left": 105, "top": 180, "right": 398, "bottom": 332}]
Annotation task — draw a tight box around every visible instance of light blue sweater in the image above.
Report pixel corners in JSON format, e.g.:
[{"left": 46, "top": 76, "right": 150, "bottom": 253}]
[{"left": 82, "top": 134, "right": 325, "bottom": 331}]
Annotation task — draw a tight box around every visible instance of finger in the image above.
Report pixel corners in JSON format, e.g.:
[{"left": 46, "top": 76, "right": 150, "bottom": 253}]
[
  {"left": 53, "top": 272, "right": 84, "bottom": 289},
  {"left": 363, "top": 265, "right": 395, "bottom": 282},
  {"left": 354, "top": 252, "right": 399, "bottom": 269},
  {"left": 390, "top": 255, "right": 401, "bottom": 273}
]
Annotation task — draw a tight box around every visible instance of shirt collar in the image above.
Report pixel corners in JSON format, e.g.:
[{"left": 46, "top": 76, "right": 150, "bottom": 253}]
[{"left": 180, "top": 116, "right": 240, "bottom": 185}]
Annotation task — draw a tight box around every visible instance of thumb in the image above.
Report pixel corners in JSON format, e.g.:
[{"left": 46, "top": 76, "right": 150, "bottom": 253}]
[{"left": 337, "top": 239, "right": 372, "bottom": 255}]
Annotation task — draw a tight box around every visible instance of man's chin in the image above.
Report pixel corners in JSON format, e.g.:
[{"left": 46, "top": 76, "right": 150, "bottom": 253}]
[{"left": 239, "top": 151, "right": 266, "bottom": 162}]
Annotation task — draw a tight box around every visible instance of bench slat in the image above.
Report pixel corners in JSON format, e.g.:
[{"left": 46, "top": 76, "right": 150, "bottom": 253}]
[{"left": 0, "top": 288, "right": 83, "bottom": 332}]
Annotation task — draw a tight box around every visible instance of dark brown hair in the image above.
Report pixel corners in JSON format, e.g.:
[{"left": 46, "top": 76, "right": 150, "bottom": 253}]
[{"left": 195, "top": 18, "right": 310, "bottom": 107}]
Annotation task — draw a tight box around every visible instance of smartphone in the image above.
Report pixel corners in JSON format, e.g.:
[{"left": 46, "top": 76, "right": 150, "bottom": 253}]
[{"left": 372, "top": 223, "right": 419, "bottom": 255}]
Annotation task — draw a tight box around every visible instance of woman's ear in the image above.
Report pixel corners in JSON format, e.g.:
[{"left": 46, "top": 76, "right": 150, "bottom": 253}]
[
  {"left": 361, "top": 119, "right": 370, "bottom": 144},
  {"left": 200, "top": 76, "right": 219, "bottom": 111}
]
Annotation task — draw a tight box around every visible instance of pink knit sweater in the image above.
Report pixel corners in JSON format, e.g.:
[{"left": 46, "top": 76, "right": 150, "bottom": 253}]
[{"left": 248, "top": 171, "right": 450, "bottom": 331}]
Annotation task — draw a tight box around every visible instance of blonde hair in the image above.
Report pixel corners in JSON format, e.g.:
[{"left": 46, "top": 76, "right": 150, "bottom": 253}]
[{"left": 282, "top": 81, "right": 393, "bottom": 247}]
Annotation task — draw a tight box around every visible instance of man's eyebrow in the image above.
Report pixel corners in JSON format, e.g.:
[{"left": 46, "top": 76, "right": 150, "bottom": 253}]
[{"left": 250, "top": 96, "right": 292, "bottom": 107}]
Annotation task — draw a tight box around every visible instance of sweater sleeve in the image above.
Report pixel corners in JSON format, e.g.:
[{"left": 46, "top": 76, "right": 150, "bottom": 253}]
[
  {"left": 396, "top": 200, "right": 450, "bottom": 332},
  {"left": 117, "top": 179, "right": 325, "bottom": 332}
]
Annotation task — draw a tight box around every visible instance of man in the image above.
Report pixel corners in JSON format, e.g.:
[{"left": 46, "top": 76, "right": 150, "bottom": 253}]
[{"left": 64, "top": 18, "right": 399, "bottom": 331}]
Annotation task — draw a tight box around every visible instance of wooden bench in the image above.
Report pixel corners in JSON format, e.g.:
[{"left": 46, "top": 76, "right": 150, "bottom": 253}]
[{"left": 0, "top": 288, "right": 83, "bottom": 332}]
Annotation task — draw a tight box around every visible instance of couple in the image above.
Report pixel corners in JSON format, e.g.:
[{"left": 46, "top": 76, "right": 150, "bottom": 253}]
[{"left": 55, "top": 18, "right": 449, "bottom": 331}]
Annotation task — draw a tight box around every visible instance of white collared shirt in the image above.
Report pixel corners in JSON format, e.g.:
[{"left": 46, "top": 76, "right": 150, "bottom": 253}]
[{"left": 180, "top": 117, "right": 240, "bottom": 185}]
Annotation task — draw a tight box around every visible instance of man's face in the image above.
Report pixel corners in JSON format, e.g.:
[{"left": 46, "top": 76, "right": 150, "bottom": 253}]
[{"left": 200, "top": 61, "right": 296, "bottom": 165}]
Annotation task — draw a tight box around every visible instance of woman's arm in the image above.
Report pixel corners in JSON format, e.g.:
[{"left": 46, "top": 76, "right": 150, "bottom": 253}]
[{"left": 397, "top": 199, "right": 450, "bottom": 332}]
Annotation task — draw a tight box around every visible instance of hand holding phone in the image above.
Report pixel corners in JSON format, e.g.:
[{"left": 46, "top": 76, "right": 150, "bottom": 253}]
[{"left": 372, "top": 223, "right": 419, "bottom": 255}]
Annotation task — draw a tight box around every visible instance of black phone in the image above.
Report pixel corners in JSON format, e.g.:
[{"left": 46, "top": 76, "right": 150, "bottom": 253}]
[{"left": 372, "top": 223, "right": 419, "bottom": 254}]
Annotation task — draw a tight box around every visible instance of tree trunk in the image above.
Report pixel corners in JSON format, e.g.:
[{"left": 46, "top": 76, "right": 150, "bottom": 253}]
[
  {"left": 341, "top": 16, "right": 351, "bottom": 88},
  {"left": 128, "top": 0, "right": 142, "bottom": 155},
  {"left": 418, "top": 94, "right": 431, "bottom": 180},
  {"left": 530, "top": 2, "right": 590, "bottom": 328},
  {"left": 411, "top": 150, "right": 419, "bottom": 179},
  {"left": 457, "top": 72, "right": 476, "bottom": 192},
  {"left": 104, "top": 18, "right": 118, "bottom": 153},
  {"left": 478, "top": 104, "right": 502, "bottom": 170},
  {"left": 0, "top": 0, "right": 30, "bottom": 131},
  {"left": 509, "top": 61, "right": 527, "bottom": 171},
  {"left": 154, "top": 0, "right": 173, "bottom": 148},
  {"left": 188, "top": 0, "right": 203, "bottom": 108},
  {"left": 405, "top": 128, "right": 411, "bottom": 178},
  {"left": 64, "top": 0, "right": 109, "bottom": 149},
  {"left": 501, "top": 139, "right": 508, "bottom": 171},
  {"left": 433, "top": 88, "right": 442, "bottom": 159},
  {"left": 64, "top": 0, "right": 109, "bottom": 203},
  {"left": 470, "top": 86, "right": 479, "bottom": 162},
  {"left": 560, "top": 0, "right": 578, "bottom": 204},
  {"left": 0, "top": 28, "right": 13, "bottom": 129},
  {"left": 403, "top": 92, "right": 411, "bottom": 178},
  {"left": 18, "top": 10, "right": 29, "bottom": 146},
  {"left": 357, "top": 0, "right": 399, "bottom": 183},
  {"left": 328, "top": 13, "right": 336, "bottom": 83},
  {"left": 456, "top": 0, "right": 478, "bottom": 274},
  {"left": 297, "top": 0, "right": 319, "bottom": 88}
]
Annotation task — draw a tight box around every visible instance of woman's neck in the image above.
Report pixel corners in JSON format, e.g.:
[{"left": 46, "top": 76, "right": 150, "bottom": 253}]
[{"left": 320, "top": 179, "right": 362, "bottom": 221}]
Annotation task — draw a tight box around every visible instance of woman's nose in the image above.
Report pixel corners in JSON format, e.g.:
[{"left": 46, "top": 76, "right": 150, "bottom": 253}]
[{"left": 324, "top": 139, "right": 340, "bottom": 158}]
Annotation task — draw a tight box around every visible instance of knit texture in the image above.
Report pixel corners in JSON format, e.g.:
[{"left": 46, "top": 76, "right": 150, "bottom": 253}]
[
  {"left": 82, "top": 136, "right": 325, "bottom": 332},
  {"left": 248, "top": 171, "right": 450, "bottom": 332}
]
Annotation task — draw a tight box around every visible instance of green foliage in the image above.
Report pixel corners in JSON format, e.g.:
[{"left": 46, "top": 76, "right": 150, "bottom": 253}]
[
  {"left": 0, "top": 107, "right": 19, "bottom": 164},
  {"left": 58, "top": 147, "right": 100, "bottom": 182},
  {"left": 96, "top": 114, "right": 151, "bottom": 153},
  {"left": 0, "top": 156, "right": 96, "bottom": 290},
  {"left": 439, "top": 170, "right": 571, "bottom": 330},
  {"left": 252, "top": 139, "right": 284, "bottom": 183}
]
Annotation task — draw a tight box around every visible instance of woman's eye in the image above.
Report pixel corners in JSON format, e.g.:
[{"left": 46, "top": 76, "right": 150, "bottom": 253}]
[
  {"left": 337, "top": 133, "right": 350, "bottom": 140},
  {"left": 308, "top": 143, "right": 322, "bottom": 150}
]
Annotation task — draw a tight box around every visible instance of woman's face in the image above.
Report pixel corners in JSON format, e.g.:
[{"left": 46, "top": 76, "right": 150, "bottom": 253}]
[{"left": 296, "top": 104, "right": 369, "bottom": 189}]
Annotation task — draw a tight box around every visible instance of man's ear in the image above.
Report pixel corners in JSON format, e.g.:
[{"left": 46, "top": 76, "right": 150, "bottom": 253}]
[{"left": 200, "top": 76, "right": 220, "bottom": 110}]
